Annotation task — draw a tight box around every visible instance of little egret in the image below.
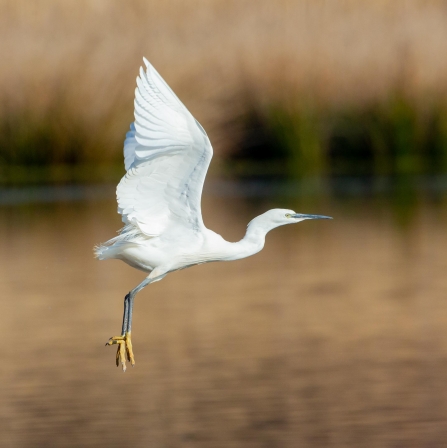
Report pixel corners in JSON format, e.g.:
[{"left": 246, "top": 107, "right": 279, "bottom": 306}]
[{"left": 95, "top": 58, "right": 332, "bottom": 371}]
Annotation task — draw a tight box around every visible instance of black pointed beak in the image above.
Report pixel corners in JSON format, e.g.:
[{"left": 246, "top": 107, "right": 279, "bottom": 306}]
[{"left": 291, "top": 214, "right": 333, "bottom": 220}]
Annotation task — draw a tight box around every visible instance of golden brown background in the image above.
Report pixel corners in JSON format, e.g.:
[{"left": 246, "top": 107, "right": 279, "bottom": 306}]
[{"left": 2, "top": 1, "right": 447, "bottom": 447}]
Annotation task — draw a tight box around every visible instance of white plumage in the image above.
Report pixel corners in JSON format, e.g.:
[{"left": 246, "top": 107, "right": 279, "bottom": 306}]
[
  {"left": 118, "top": 57, "right": 212, "bottom": 237},
  {"left": 96, "top": 58, "right": 331, "bottom": 371}
]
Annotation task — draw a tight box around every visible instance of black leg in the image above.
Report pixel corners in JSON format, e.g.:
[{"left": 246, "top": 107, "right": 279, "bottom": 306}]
[
  {"left": 106, "top": 276, "right": 154, "bottom": 371},
  {"left": 127, "top": 293, "right": 135, "bottom": 333},
  {"left": 126, "top": 277, "right": 151, "bottom": 334},
  {"left": 121, "top": 293, "right": 130, "bottom": 336}
]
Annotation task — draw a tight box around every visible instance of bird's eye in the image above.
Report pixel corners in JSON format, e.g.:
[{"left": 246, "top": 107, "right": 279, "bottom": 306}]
[{"left": 285, "top": 213, "right": 292, "bottom": 218}]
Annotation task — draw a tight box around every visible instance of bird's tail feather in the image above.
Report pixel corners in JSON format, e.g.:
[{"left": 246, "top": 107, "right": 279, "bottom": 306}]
[
  {"left": 94, "top": 223, "right": 147, "bottom": 260},
  {"left": 93, "top": 244, "right": 108, "bottom": 260}
]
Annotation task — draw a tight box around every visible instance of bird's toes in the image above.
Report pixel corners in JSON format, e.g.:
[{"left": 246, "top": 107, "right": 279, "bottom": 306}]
[{"left": 106, "top": 334, "right": 132, "bottom": 371}]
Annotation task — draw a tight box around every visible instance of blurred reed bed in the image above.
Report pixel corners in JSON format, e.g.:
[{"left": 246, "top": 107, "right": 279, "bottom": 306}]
[
  {"left": 2, "top": 0, "right": 447, "bottom": 184},
  {"left": 230, "top": 97, "right": 447, "bottom": 179}
]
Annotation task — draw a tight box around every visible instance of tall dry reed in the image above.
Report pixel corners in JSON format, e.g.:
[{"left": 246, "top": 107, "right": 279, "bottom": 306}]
[{"left": 1, "top": 0, "right": 447, "bottom": 179}]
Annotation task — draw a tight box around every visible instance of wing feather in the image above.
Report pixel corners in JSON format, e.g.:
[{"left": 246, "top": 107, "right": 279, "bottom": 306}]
[{"left": 118, "top": 59, "right": 213, "bottom": 237}]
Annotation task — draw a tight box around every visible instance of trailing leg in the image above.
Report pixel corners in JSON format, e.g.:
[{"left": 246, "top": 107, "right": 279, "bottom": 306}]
[
  {"left": 106, "top": 293, "right": 134, "bottom": 371},
  {"left": 105, "top": 277, "right": 152, "bottom": 372}
]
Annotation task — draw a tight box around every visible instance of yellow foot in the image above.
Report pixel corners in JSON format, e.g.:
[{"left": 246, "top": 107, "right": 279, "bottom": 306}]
[{"left": 106, "top": 332, "right": 135, "bottom": 372}]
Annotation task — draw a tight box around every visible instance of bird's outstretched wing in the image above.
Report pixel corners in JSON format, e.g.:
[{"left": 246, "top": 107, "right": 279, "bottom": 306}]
[{"left": 117, "top": 58, "right": 213, "bottom": 237}]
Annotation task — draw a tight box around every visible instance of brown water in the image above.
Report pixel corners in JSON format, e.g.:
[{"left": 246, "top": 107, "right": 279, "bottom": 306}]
[{"left": 1, "top": 191, "right": 447, "bottom": 447}]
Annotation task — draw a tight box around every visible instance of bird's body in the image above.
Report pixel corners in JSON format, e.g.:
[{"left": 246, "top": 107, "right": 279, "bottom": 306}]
[
  {"left": 97, "top": 226, "right": 263, "bottom": 274},
  {"left": 96, "top": 58, "right": 331, "bottom": 371}
]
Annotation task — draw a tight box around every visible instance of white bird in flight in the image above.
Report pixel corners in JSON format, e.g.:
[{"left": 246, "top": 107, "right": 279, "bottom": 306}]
[{"left": 95, "top": 58, "right": 332, "bottom": 371}]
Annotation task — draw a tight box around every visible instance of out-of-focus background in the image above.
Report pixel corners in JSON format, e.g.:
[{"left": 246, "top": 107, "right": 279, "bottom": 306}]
[{"left": 2, "top": 1, "right": 447, "bottom": 446}]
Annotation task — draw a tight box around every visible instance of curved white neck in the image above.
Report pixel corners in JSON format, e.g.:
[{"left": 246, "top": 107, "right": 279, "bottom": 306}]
[{"left": 219, "top": 216, "right": 275, "bottom": 262}]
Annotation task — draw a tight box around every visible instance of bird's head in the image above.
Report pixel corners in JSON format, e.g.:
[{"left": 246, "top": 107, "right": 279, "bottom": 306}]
[{"left": 248, "top": 208, "right": 332, "bottom": 233}]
